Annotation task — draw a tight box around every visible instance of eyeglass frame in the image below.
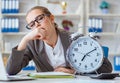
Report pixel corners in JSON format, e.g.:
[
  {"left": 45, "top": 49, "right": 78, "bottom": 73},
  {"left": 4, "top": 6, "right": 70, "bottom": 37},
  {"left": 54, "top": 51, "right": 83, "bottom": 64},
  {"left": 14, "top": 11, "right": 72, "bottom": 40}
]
[{"left": 26, "top": 14, "right": 51, "bottom": 30}]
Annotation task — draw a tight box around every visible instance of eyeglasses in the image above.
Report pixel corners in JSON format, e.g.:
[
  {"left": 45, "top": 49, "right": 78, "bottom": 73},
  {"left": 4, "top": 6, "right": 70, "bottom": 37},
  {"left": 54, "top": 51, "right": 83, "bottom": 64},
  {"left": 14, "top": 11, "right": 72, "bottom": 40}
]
[{"left": 26, "top": 14, "right": 50, "bottom": 30}]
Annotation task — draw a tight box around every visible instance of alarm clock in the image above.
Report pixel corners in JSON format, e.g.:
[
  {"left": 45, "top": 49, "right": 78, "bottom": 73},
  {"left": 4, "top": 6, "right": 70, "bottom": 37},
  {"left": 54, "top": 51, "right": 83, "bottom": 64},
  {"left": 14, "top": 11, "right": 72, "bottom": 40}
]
[{"left": 67, "top": 35, "right": 104, "bottom": 74}]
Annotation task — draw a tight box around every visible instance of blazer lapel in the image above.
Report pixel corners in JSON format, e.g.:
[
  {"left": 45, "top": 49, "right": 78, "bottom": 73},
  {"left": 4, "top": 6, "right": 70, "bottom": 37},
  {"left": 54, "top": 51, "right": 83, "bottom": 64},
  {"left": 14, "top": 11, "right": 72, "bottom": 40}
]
[
  {"left": 58, "top": 30, "right": 71, "bottom": 67},
  {"left": 37, "top": 41, "right": 54, "bottom": 71},
  {"left": 39, "top": 48, "right": 54, "bottom": 71}
]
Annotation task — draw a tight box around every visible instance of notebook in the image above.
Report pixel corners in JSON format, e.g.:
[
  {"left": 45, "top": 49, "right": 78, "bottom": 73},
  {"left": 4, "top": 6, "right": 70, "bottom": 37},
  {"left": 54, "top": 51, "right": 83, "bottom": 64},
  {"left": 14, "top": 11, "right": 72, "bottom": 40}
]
[
  {"left": 28, "top": 72, "right": 74, "bottom": 78},
  {"left": 0, "top": 53, "right": 34, "bottom": 81}
]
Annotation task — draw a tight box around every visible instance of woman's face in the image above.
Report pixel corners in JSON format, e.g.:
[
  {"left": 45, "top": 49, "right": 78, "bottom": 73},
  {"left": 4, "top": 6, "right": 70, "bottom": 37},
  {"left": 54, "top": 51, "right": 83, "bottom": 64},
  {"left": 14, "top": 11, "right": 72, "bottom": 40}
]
[{"left": 26, "top": 9, "right": 56, "bottom": 39}]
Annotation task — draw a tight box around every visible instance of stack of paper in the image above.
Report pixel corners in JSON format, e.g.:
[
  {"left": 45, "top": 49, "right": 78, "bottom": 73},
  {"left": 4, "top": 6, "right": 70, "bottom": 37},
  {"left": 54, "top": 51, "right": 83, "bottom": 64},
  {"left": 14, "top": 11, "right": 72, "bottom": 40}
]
[{"left": 27, "top": 72, "right": 74, "bottom": 78}]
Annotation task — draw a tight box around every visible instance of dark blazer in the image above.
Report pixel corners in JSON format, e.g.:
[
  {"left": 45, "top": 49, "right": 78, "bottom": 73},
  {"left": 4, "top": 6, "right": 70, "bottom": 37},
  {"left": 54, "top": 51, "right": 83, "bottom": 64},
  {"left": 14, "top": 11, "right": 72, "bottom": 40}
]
[{"left": 6, "top": 28, "right": 112, "bottom": 75}]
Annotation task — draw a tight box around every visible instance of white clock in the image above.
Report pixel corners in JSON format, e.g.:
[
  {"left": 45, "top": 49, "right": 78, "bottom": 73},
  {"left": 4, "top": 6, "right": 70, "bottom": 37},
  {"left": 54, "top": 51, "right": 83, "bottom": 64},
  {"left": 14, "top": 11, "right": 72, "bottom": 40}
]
[{"left": 67, "top": 35, "right": 104, "bottom": 73}]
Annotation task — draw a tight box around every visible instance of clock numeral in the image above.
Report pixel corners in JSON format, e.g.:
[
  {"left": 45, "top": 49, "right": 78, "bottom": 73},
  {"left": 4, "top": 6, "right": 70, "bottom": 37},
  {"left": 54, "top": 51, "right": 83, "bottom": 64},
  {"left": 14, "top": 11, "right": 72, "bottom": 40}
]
[
  {"left": 78, "top": 44, "right": 82, "bottom": 47},
  {"left": 85, "top": 65, "right": 87, "bottom": 69},
  {"left": 95, "top": 59, "right": 98, "bottom": 62},
  {"left": 91, "top": 63, "right": 94, "bottom": 67},
  {"left": 83, "top": 41, "right": 87, "bottom": 45},
  {"left": 79, "top": 63, "right": 81, "bottom": 66},
  {"left": 72, "top": 54, "right": 75, "bottom": 57},
  {"left": 74, "top": 59, "right": 77, "bottom": 62},
  {"left": 90, "top": 41, "right": 93, "bottom": 46},
  {"left": 97, "top": 53, "right": 100, "bottom": 56},
  {"left": 74, "top": 48, "right": 78, "bottom": 51}
]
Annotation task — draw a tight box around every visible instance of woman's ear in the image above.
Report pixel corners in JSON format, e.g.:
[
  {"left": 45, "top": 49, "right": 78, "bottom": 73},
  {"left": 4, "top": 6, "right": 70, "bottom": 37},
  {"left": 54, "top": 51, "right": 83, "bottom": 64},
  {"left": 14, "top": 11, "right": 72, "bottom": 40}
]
[{"left": 50, "top": 15, "right": 55, "bottom": 23}]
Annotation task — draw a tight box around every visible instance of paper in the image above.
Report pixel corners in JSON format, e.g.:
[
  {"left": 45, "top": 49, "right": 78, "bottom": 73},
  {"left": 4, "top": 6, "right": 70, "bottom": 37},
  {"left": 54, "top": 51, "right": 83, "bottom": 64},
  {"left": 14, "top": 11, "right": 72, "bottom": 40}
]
[{"left": 27, "top": 72, "right": 74, "bottom": 78}]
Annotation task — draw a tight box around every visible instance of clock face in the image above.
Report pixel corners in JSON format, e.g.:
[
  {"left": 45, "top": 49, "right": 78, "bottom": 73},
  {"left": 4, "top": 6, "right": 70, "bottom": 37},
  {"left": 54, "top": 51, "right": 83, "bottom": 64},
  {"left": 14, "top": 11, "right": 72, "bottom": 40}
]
[{"left": 67, "top": 36, "right": 104, "bottom": 73}]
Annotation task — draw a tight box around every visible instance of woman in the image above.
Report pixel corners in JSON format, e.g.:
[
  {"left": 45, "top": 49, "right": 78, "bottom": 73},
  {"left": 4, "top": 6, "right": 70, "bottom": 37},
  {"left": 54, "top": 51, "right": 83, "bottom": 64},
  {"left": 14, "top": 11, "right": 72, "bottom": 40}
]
[{"left": 6, "top": 6, "right": 112, "bottom": 75}]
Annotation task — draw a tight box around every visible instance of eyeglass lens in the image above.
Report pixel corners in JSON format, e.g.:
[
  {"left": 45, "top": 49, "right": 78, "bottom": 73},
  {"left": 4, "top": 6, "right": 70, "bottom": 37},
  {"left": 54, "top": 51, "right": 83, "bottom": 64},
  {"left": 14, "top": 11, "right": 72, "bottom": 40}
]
[{"left": 26, "top": 14, "right": 46, "bottom": 29}]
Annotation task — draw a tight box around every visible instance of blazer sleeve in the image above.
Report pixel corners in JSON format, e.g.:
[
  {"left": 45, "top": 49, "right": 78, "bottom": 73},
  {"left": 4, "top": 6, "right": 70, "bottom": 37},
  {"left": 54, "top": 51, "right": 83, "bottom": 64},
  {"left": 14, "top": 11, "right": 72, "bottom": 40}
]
[
  {"left": 88, "top": 57, "right": 113, "bottom": 74},
  {"left": 96, "top": 57, "right": 113, "bottom": 74},
  {"left": 6, "top": 45, "right": 33, "bottom": 75}
]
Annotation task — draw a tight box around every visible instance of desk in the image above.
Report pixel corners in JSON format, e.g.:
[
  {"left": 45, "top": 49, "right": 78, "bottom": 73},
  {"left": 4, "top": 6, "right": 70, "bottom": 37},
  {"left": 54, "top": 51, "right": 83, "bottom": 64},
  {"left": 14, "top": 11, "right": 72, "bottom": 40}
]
[{"left": 0, "top": 76, "right": 120, "bottom": 83}]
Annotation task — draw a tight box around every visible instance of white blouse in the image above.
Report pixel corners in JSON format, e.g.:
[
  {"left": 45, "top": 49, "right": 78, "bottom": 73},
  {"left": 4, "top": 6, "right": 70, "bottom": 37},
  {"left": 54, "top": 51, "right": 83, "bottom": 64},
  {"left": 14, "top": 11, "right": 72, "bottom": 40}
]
[{"left": 44, "top": 35, "right": 66, "bottom": 68}]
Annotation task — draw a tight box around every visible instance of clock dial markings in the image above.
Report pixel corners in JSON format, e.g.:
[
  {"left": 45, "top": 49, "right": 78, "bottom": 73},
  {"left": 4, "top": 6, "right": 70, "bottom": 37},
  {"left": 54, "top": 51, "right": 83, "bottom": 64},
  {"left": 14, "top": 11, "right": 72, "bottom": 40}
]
[
  {"left": 74, "top": 59, "right": 77, "bottom": 62},
  {"left": 91, "top": 63, "right": 94, "bottom": 68},
  {"left": 95, "top": 59, "right": 98, "bottom": 62},
  {"left": 85, "top": 65, "right": 87, "bottom": 69},
  {"left": 74, "top": 48, "right": 78, "bottom": 51},
  {"left": 83, "top": 41, "right": 87, "bottom": 45},
  {"left": 81, "top": 47, "right": 97, "bottom": 61},
  {"left": 79, "top": 63, "right": 81, "bottom": 66},
  {"left": 72, "top": 53, "right": 75, "bottom": 57},
  {"left": 90, "top": 41, "right": 93, "bottom": 46},
  {"left": 67, "top": 36, "right": 103, "bottom": 73},
  {"left": 78, "top": 43, "right": 82, "bottom": 47},
  {"left": 97, "top": 53, "right": 100, "bottom": 56}
]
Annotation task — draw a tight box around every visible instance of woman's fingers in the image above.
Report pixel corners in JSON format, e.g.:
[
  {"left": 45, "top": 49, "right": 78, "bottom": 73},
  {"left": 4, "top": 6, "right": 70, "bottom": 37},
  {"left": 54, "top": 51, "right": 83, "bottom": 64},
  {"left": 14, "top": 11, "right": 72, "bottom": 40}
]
[
  {"left": 54, "top": 67, "right": 75, "bottom": 74},
  {"left": 39, "top": 29, "right": 46, "bottom": 39},
  {"left": 29, "top": 28, "right": 46, "bottom": 40}
]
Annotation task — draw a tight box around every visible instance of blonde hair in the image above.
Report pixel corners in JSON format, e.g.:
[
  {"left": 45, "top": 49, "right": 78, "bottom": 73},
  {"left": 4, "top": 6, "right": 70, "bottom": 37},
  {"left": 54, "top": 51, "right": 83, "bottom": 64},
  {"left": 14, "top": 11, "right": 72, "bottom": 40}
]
[
  {"left": 26, "top": 6, "right": 58, "bottom": 28},
  {"left": 26, "top": 6, "right": 52, "bottom": 17}
]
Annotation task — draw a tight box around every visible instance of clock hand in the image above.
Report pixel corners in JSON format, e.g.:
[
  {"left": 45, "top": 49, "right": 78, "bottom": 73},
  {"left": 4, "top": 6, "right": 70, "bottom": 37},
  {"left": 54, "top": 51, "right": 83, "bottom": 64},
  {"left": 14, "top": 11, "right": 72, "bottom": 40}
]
[
  {"left": 77, "top": 52, "right": 91, "bottom": 56},
  {"left": 81, "top": 54, "right": 86, "bottom": 61},
  {"left": 85, "top": 47, "right": 97, "bottom": 55},
  {"left": 81, "top": 47, "right": 97, "bottom": 61}
]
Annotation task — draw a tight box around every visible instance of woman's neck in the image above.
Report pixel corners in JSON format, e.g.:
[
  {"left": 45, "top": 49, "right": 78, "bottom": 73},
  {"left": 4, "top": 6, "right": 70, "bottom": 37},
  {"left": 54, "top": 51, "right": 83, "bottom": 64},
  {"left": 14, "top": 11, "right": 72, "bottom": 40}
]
[{"left": 44, "top": 31, "right": 58, "bottom": 48}]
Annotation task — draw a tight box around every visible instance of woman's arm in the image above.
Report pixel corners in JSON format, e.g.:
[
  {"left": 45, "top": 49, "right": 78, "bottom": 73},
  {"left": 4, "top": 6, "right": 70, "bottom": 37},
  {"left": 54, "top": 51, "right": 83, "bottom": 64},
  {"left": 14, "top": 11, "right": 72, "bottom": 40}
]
[{"left": 6, "top": 45, "right": 33, "bottom": 75}]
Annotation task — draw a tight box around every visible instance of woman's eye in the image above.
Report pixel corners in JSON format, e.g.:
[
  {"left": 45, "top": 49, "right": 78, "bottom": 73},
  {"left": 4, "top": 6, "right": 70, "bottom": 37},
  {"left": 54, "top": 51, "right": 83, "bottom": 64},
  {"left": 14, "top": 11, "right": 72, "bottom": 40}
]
[
  {"left": 37, "top": 16, "right": 44, "bottom": 21},
  {"left": 29, "top": 22, "right": 35, "bottom": 27}
]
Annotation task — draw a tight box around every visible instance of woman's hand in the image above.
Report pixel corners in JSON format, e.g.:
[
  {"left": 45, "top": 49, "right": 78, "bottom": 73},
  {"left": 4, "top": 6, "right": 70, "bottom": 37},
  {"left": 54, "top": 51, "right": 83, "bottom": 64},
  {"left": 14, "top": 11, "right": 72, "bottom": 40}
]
[
  {"left": 17, "top": 28, "right": 46, "bottom": 51},
  {"left": 25, "top": 28, "right": 46, "bottom": 41},
  {"left": 54, "top": 66, "right": 75, "bottom": 74}
]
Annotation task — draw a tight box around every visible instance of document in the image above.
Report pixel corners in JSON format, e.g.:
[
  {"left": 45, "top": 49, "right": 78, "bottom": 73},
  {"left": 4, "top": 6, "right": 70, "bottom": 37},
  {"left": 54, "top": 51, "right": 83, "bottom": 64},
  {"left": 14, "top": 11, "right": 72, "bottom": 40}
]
[{"left": 27, "top": 72, "right": 74, "bottom": 78}]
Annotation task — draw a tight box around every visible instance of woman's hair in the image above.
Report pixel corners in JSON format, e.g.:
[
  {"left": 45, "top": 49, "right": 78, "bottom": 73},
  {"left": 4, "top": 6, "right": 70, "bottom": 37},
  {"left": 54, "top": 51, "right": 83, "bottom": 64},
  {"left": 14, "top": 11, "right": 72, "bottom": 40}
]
[
  {"left": 26, "top": 6, "right": 52, "bottom": 17},
  {"left": 26, "top": 6, "right": 58, "bottom": 28}
]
